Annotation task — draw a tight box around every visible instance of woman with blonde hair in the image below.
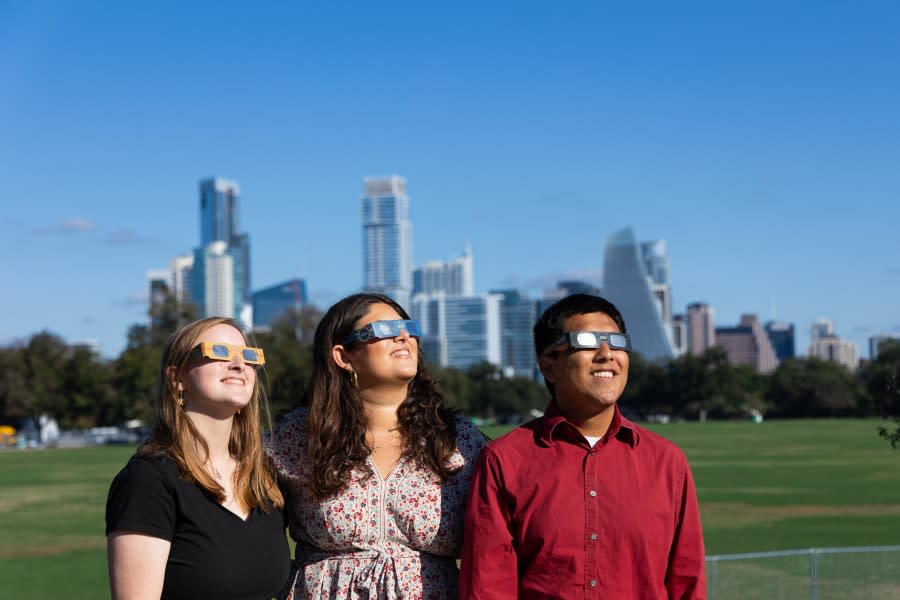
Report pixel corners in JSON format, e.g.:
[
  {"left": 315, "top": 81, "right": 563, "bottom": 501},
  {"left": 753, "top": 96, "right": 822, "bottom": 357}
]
[
  {"left": 267, "top": 293, "right": 486, "bottom": 599},
  {"left": 106, "top": 317, "right": 290, "bottom": 599}
]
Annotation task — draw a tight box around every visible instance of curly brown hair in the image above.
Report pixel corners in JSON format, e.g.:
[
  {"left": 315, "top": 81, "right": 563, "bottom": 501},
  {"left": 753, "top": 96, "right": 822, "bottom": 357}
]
[{"left": 304, "top": 293, "right": 458, "bottom": 500}]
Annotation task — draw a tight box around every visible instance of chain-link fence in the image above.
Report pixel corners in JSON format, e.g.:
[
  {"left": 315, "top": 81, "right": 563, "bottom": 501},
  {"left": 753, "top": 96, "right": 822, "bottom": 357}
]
[{"left": 706, "top": 545, "right": 900, "bottom": 600}]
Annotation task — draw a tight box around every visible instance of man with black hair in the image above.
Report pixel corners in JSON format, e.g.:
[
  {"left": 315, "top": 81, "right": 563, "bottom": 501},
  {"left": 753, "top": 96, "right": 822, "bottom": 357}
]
[{"left": 461, "top": 294, "right": 705, "bottom": 599}]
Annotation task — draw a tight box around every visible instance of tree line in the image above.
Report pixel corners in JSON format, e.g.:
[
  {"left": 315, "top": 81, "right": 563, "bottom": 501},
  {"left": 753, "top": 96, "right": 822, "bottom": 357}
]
[{"left": 1, "top": 295, "right": 898, "bottom": 445}]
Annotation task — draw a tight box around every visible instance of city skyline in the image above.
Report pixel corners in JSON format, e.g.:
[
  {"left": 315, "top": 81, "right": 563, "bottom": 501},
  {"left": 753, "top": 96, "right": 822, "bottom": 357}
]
[{"left": 2, "top": 3, "right": 899, "bottom": 359}]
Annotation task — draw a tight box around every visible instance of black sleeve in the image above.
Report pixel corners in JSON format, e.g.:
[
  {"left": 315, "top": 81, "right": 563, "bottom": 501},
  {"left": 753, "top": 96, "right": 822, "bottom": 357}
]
[{"left": 105, "top": 455, "right": 176, "bottom": 541}]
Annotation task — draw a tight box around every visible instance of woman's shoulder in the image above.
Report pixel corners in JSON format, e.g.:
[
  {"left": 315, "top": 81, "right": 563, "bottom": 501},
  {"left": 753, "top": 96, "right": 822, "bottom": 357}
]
[
  {"left": 454, "top": 414, "right": 485, "bottom": 443},
  {"left": 266, "top": 407, "right": 309, "bottom": 473},
  {"left": 107, "top": 452, "right": 179, "bottom": 518},
  {"left": 449, "top": 414, "right": 487, "bottom": 468},
  {"left": 116, "top": 451, "right": 177, "bottom": 483}
]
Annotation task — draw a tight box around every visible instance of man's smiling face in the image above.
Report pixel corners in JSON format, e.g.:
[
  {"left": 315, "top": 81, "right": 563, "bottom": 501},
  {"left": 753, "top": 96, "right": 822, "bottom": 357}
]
[{"left": 540, "top": 311, "right": 630, "bottom": 422}]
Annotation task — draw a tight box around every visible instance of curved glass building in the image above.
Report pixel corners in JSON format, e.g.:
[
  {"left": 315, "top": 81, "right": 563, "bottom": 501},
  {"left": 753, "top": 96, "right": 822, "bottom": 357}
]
[{"left": 602, "top": 227, "right": 675, "bottom": 361}]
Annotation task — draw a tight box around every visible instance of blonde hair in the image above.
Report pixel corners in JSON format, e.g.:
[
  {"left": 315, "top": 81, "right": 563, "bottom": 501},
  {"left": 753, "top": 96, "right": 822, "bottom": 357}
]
[{"left": 141, "top": 317, "right": 283, "bottom": 510}]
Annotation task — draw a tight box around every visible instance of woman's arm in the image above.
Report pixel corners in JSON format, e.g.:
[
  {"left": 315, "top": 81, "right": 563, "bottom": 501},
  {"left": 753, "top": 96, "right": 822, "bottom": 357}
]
[{"left": 107, "top": 530, "right": 171, "bottom": 600}]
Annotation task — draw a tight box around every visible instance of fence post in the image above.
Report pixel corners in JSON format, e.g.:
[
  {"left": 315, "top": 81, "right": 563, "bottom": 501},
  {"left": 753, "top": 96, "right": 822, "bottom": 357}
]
[{"left": 810, "top": 548, "right": 820, "bottom": 600}]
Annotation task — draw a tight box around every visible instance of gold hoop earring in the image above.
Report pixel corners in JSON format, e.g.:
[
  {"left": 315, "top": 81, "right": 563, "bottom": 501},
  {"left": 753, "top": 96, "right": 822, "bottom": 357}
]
[
  {"left": 347, "top": 367, "right": 358, "bottom": 389},
  {"left": 177, "top": 390, "right": 185, "bottom": 407}
]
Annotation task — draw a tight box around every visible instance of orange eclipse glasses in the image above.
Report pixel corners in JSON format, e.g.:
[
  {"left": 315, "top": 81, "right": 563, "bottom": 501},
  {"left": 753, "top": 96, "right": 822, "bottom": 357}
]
[{"left": 190, "top": 342, "right": 266, "bottom": 365}]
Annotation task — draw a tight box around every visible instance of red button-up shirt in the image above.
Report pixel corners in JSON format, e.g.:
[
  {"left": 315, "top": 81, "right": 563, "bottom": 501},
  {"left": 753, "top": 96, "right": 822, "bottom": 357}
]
[{"left": 460, "top": 403, "right": 705, "bottom": 599}]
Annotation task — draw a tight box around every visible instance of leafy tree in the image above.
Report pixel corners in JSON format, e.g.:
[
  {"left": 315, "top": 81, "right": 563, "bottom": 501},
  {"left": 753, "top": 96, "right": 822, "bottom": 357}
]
[
  {"left": 20, "top": 331, "right": 70, "bottom": 420},
  {"left": 619, "top": 351, "right": 669, "bottom": 417},
  {"left": 767, "top": 357, "right": 861, "bottom": 417},
  {"left": 149, "top": 292, "right": 198, "bottom": 346},
  {"left": 0, "top": 345, "right": 29, "bottom": 417},
  {"left": 62, "top": 345, "right": 114, "bottom": 428},
  {"left": 462, "top": 361, "right": 546, "bottom": 419},
  {"left": 430, "top": 366, "right": 473, "bottom": 412},
  {"left": 857, "top": 340, "right": 900, "bottom": 447},
  {"left": 254, "top": 306, "right": 321, "bottom": 418},
  {"left": 665, "top": 348, "right": 740, "bottom": 421},
  {"left": 111, "top": 324, "right": 161, "bottom": 424}
]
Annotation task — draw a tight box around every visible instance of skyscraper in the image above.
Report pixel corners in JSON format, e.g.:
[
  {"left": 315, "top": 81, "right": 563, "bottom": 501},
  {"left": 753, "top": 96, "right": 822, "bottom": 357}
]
[
  {"left": 362, "top": 175, "right": 412, "bottom": 309},
  {"left": 810, "top": 319, "right": 835, "bottom": 346},
  {"left": 602, "top": 227, "right": 675, "bottom": 361},
  {"left": 196, "top": 177, "right": 251, "bottom": 320},
  {"left": 411, "top": 293, "right": 502, "bottom": 370},
  {"left": 192, "top": 241, "right": 235, "bottom": 318},
  {"left": 764, "top": 321, "right": 795, "bottom": 362},
  {"left": 200, "top": 177, "right": 240, "bottom": 246},
  {"left": 687, "top": 302, "right": 715, "bottom": 356},
  {"left": 170, "top": 253, "right": 194, "bottom": 304},
  {"left": 412, "top": 246, "right": 473, "bottom": 297},
  {"left": 252, "top": 278, "right": 308, "bottom": 329},
  {"left": 809, "top": 336, "right": 859, "bottom": 371},
  {"left": 715, "top": 314, "right": 779, "bottom": 373},
  {"left": 492, "top": 289, "right": 539, "bottom": 378}
]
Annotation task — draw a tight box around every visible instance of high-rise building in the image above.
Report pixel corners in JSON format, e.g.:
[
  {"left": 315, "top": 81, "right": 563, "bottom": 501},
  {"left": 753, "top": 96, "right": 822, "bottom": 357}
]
[
  {"left": 147, "top": 270, "right": 171, "bottom": 329},
  {"left": 200, "top": 177, "right": 240, "bottom": 246},
  {"left": 641, "top": 240, "right": 672, "bottom": 325},
  {"left": 535, "top": 280, "right": 603, "bottom": 323},
  {"left": 764, "top": 321, "right": 795, "bottom": 362},
  {"left": 411, "top": 293, "right": 502, "bottom": 370},
  {"left": 810, "top": 319, "right": 835, "bottom": 346},
  {"left": 686, "top": 303, "right": 715, "bottom": 356},
  {"left": 198, "top": 177, "right": 251, "bottom": 314},
  {"left": 671, "top": 314, "right": 687, "bottom": 356},
  {"left": 192, "top": 241, "right": 235, "bottom": 318},
  {"left": 170, "top": 253, "right": 194, "bottom": 304},
  {"left": 412, "top": 246, "right": 473, "bottom": 297},
  {"left": 491, "top": 289, "right": 539, "bottom": 378},
  {"left": 362, "top": 175, "right": 412, "bottom": 310},
  {"left": 809, "top": 336, "right": 859, "bottom": 371},
  {"left": 252, "top": 279, "right": 308, "bottom": 330},
  {"left": 715, "top": 314, "right": 779, "bottom": 373},
  {"left": 602, "top": 227, "right": 675, "bottom": 361}
]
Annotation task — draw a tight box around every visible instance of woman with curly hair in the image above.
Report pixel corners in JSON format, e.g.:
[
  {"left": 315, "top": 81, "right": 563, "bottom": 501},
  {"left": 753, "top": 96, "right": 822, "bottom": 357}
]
[{"left": 267, "top": 293, "right": 486, "bottom": 599}]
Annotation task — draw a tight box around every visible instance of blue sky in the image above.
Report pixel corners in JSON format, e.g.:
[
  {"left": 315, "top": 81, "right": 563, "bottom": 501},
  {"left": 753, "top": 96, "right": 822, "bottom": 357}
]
[{"left": 2, "top": 1, "right": 899, "bottom": 359}]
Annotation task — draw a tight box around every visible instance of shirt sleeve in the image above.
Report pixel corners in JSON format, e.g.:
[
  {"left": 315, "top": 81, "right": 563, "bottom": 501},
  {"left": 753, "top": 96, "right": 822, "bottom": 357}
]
[
  {"left": 105, "top": 456, "right": 176, "bottom": 541},
  {"left": 666, "top": 460, "right": 706, "bottom": 599},
  {"left": 459, "top": 447, "right": 519, "bottom": 600}
]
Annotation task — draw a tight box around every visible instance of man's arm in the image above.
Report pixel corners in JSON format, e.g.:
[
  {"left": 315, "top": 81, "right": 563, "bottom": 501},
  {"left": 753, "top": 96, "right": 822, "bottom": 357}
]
[
  {"left": 459, "top": 448, "right": 519, "bottom": 599},
  {"left": 666, "top": 462, "right": 707, "bottom": 599}
]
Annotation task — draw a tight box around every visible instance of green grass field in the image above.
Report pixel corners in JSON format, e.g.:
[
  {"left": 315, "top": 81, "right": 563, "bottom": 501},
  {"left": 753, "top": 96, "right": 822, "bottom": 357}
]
[{"left": 2, "top": 419, "right": 898, "bottom": 598}]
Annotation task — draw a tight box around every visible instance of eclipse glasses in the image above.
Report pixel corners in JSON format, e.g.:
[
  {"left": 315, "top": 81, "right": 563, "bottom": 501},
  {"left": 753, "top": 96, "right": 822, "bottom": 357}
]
[
  {"left": 543, "top": 331, "right": 632, "bottom": 355},
  {"left": 342, "top": 319, "right": 421, "bottom": 345},
  {"left": 190, "top": 342, "right": 266, "bottom": 365}
]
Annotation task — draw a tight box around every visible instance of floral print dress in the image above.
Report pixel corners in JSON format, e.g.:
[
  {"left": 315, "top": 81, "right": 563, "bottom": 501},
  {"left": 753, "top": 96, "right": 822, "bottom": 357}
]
[{"left": 266, "top": 407, "right": 486, "bottom": 600}]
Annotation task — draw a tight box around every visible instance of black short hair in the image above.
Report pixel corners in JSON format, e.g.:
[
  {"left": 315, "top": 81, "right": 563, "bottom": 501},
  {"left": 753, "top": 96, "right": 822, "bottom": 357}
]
[{"left": 533, "top": 294, "right": 627, "bottom": 395}]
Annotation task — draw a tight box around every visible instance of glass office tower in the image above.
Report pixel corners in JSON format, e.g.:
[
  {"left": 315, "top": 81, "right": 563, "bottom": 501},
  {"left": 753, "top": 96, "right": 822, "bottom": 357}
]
[
  {"left": 362, "top": 175, "right": 412, "bottom": 310},
  {"left": 601, "top": 227, "right": 675, "bottom": 361}
]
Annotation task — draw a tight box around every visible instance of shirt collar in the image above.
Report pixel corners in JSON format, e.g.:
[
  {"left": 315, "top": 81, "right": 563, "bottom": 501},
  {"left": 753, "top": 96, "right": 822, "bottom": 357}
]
[{"left": 541, "top": 401, "right": 639, "bottom": 449}]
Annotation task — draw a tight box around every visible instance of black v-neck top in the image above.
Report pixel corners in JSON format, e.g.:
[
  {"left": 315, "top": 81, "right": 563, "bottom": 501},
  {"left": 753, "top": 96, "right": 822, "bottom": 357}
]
[{"left": 106, "top": 454, "right": 291, "bottom": 600}]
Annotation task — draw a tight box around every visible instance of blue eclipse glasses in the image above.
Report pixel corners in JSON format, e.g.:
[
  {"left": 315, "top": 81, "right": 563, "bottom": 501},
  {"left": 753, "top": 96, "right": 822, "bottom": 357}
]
[
  {"left": 543, "top": 331, "right": 632, "bottom": 355},
  {"left": 342, "top": 319, "right": 422, "bottom": 345}
]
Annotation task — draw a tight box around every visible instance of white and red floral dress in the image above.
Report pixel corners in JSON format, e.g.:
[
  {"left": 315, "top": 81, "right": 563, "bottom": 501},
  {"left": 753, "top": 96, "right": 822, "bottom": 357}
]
[{"left": 266, "top": 407, "right": 486, "bottom": 600}]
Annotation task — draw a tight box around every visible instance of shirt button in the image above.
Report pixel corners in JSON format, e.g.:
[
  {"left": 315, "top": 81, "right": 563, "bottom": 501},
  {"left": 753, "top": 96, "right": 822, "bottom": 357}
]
[
  {"left": 589, "top": 490, "right": 597, "bottom": 497},
  {"left": 591, "top": 533, "right": 598, "bottom": 540},
  {"left": 590, "top": 579, "right": 597, "bottom": 587}
]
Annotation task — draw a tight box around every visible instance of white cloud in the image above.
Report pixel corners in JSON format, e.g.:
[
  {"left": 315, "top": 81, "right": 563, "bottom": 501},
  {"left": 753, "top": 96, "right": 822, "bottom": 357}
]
[{"left": 58, "top": 217, "right": 97, "bottom": 232}]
